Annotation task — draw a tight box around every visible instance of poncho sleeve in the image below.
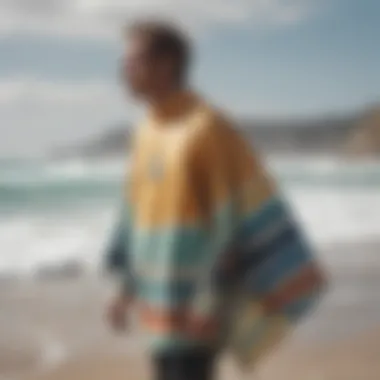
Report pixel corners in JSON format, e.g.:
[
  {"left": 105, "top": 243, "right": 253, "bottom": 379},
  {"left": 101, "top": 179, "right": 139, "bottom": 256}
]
[
  {"left": 224, "top": 131, "right": 327, "bottom": 368},
  {"left": 103, "top": 190, "right": 135, "bottom": 298},
  {"left": 189, "top": 114, "right": 327, "bottom": 367}
]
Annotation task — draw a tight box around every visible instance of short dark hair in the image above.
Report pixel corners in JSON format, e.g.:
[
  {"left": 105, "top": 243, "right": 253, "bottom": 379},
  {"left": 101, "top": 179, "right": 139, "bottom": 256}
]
[{"left": 126, "top": 20, "right": 191, "bottom": 83}]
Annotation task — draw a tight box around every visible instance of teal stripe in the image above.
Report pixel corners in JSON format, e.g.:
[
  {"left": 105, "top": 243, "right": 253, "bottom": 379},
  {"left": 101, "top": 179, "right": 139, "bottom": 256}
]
[
  {"left": 210, "top": 199, "right": 240, "bottom": 243},
  {"left": 130, "top": 200, "right": 239, "bottom": 271},
  {"left": 239, "top": 196, "right": 288, "bottom": 240},
  {"left": 104, "top": 201, "right": 131, "bottom": 274},
  {"left": 246, "top": 238, "right": 312, "bottom": 295},
  {"left": 131, "top": 226, "right": 208, "bottom": 267},
  {"left": 137, "top": 278, "right": 196, "bottom": 307}
]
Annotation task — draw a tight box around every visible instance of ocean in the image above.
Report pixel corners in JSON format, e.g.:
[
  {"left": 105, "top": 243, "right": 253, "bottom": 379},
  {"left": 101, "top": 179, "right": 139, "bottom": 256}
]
[
  {"left": 1, "top": 155, "right": 380, "bottom": 378},
  {"left": 1, "top": 155, "right": 380, "bottom": 278}
]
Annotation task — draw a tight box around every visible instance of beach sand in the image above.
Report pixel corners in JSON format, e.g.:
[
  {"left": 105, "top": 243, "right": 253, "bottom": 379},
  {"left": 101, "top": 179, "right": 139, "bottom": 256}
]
[
  {"left": 24, "top": 328, "right": 380, "bottom": 380},
  {"left": 1, "top": 241, "right": 380, "bottom": 380}
]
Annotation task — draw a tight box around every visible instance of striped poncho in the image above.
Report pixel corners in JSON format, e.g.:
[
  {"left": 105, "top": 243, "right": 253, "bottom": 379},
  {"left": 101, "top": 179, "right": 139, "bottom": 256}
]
[{"left": 105, "top": 91, "right": 326, "bottom": 367}]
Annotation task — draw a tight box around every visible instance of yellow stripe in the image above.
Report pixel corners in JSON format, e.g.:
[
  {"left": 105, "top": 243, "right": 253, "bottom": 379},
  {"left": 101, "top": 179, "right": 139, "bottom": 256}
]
[
  {"left": 246, "top": 316, "right": 289, "bottom": 365},
  {"left": 239, "top": 176, "right": 276, "bottom": 216},
  {"left": 128, "top": 99, "right": 276, "bottom": 229}
]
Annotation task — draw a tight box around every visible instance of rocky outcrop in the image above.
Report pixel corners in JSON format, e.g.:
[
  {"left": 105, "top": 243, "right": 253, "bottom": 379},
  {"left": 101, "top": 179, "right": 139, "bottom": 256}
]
[
  {"left": 344, "top": 107, "right": 380, "bottom": 157},
  {"left": 54, "top": 106, "right": 380, "bottom": 158}
]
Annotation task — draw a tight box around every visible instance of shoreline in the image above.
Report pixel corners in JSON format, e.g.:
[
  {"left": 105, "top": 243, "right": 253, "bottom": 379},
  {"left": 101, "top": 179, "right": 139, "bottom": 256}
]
[
  {"left": 22, "top": 327, "right": 380, "bottom": 380},
  {"left": 1, "top": 238, "right": 380, "bottom": 379}
]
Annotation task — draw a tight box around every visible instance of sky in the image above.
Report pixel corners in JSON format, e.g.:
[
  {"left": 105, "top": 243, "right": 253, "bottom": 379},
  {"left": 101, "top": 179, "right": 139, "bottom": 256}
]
[{"left": 0, "top": 0, "right": 379, "bottom": 156}]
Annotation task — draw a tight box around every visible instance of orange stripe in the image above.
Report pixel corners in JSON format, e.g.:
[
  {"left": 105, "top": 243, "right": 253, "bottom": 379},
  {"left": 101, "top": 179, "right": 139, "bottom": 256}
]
[
  {"left": 138, "top": 303, "right": 219, "bottom": 339},
  {"left": 261, "top": 264, "right": 324, "bottom": 313},
  {"left": 139, "top": 304, "right": 187, "bottom": 327}
]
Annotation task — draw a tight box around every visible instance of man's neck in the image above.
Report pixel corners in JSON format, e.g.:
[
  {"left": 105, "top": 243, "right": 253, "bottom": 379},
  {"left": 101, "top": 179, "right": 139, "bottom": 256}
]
[
  {"left": 147, "top": 85, "right": 185, "bottom": 109},
  {"left": 147, "top": 85, "right": 193, "bottom": 121}
]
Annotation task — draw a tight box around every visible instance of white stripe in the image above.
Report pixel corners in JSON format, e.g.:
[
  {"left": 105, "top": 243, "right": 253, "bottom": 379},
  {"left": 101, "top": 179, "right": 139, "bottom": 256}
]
[{"left": 134, "top": 265, "right": 200, "bottom": 282}]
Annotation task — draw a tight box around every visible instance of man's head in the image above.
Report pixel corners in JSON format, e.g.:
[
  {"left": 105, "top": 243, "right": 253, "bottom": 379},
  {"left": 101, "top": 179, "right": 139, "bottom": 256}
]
[{"left": 122, "top": 20, "right": 191, "bottom": 100}]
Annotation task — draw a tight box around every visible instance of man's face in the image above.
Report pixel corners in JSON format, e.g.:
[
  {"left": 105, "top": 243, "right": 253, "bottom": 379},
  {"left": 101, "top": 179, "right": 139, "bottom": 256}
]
[{"left": 122, "top": 35, "right": 159, "bottom": 98}]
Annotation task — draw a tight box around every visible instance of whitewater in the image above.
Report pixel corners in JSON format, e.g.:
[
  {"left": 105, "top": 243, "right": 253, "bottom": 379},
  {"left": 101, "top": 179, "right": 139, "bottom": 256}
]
[{"left": 0, "top": 155, "right": 379, "bottom": 277}]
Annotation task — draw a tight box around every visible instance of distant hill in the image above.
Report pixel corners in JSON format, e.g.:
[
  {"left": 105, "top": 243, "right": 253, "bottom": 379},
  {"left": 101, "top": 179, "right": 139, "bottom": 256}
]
[
  {"left": 54, "top": 106, "right": 380, "bottom": 158},
  {"left": 344, "top": 106, "right": 380, "bottom": 156},
  {"left": 54, "top": 127, "right": 134, "bottom": 159},
  {"left": 239, "top": 115, "right": 357, "bottom": 154}
]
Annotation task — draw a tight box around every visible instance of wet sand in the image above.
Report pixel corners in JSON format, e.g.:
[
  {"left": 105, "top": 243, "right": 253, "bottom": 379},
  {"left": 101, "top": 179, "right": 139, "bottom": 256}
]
[
  {"left": 1, "top": 240, "right": 380, "bottom": 380},
  {"left": 26, "top": 328, "right": 380, "bottom": 380}
]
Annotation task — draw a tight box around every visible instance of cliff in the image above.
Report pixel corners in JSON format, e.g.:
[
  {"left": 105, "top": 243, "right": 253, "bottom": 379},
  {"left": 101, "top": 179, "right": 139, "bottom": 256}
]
[
  {"left": 54, "top": 106, "right": 380, "bottom": 158},
  {"left": 344, "top": 106, "right": 380, "bottom": 157}
]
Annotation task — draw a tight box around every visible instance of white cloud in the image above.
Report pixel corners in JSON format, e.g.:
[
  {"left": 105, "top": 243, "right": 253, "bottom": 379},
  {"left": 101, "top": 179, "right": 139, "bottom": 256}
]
[
  {"left": 0, "top": 0, "right": 317, "bottom": 40},
  {"left": 0, "top": 77, "right": 139, "bottom": 156},
  {"left": 0, "top": 77, "right": 121, "bottom": 105}
]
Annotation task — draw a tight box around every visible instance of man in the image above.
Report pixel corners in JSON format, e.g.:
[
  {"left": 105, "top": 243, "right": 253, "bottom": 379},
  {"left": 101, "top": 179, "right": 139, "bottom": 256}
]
[{"left": 105, "top": 20, "right": 325, "bottom": 380}]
